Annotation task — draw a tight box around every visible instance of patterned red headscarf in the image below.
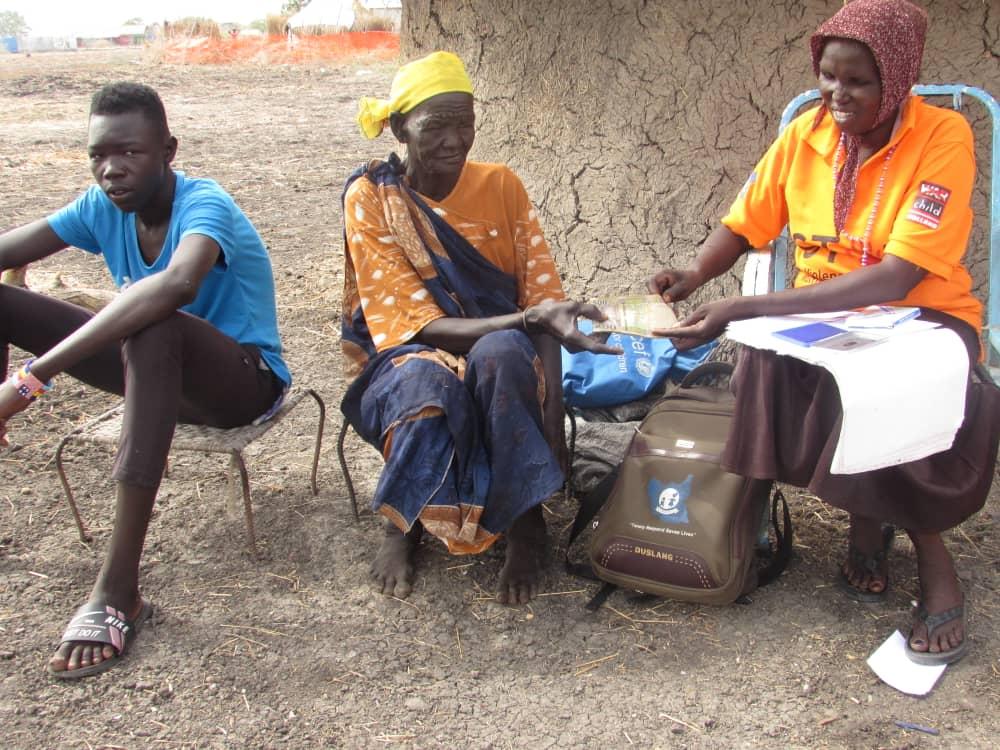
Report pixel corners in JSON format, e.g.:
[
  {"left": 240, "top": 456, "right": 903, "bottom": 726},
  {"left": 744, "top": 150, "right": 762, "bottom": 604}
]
[{"left": 809, "top": 0, "right": 928, "bottom": 234}]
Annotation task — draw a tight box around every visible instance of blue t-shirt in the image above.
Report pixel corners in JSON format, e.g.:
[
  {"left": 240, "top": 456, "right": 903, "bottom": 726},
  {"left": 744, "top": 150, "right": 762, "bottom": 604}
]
[{"left": 47, "top": 171, "right": 290, "bottom": 386}]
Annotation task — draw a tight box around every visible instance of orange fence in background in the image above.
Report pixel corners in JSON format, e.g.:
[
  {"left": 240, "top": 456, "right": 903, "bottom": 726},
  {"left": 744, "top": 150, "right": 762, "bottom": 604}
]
[{"left": 156, "top": 31, "right": 399, "bottom": 65}]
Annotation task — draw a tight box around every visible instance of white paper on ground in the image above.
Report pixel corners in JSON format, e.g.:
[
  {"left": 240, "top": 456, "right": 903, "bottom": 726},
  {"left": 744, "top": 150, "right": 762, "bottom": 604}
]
[
  {"left": 726, "top": 315, "right": 968, "bottom": 474},
  {"left": 867, "top": 630, "right": 946, "bottom": 696}
]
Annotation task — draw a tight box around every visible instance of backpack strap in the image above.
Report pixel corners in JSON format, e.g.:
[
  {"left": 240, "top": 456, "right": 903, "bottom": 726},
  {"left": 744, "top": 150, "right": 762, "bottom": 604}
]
[
  {"left": 585, "top": 582, "right": 618, "bottom": 612},
  {"left": 756, "top": 488, "right": 793, "bottom": 587},
  {"left": 678, "top": 360, "right": 734, "bottom": 387},
  {"left": 564, "top": 466, "right": 619, "bottom": 581}
]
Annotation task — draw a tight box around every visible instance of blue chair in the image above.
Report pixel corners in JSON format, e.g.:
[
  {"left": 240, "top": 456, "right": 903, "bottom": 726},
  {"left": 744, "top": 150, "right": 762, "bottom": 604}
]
[{"left": 741, "top": 84, "right": 1000, "bottom": 382}]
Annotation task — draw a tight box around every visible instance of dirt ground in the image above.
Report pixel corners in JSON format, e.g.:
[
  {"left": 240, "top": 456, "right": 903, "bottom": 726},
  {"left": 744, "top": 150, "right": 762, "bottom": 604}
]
[{"left": 0, "top": 48, "right": 997, "bottom": 750}]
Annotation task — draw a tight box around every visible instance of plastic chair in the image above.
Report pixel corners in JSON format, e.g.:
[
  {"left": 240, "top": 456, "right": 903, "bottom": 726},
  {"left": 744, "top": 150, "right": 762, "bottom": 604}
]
[
  {"left": 55, "top": 387, "right": 326, "bottom": 554},
  {"left": 742, "top": 84, "right": 1000, "bottom": 382}
]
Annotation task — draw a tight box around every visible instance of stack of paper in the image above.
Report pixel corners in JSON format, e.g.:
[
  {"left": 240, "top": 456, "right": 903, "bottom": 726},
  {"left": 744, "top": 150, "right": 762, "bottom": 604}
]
[
  {"left": 726, "top": 314, "right": 968, "bottom": 474},
  {"left": 844, "top": 306, "right": 921, "bottom": 329}
]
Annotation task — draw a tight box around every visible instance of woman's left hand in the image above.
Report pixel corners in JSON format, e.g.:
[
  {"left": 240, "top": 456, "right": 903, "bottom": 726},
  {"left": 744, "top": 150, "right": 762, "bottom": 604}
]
[{"left": 657, "top": 298, "right": 740, "bottom": 350}]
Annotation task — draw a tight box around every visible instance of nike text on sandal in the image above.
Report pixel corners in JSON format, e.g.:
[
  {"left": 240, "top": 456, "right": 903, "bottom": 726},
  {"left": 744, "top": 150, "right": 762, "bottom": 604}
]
[{"left": 48, "top": 599, "right": 154, "bottom": 680}]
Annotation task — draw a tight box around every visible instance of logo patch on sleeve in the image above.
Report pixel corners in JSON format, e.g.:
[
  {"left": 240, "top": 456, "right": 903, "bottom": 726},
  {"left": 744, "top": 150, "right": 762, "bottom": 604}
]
[
  {"left": 906, "top": 195, "right": 946, "bottom": 230},
  {"left": 919, "top": 182, "right": 951, "bottom": 204}
]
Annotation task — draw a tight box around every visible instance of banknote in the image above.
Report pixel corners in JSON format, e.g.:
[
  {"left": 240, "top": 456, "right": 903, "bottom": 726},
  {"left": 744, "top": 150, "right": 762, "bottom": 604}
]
[{"left": 591, "top": 294, "right": 679, "bottom": 336}]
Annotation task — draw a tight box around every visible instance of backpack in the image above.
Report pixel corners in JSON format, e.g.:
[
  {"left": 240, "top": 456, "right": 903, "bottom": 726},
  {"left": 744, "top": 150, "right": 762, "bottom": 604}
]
[{"left": 565, "top": 361, "right": 793, "bottom": 610}]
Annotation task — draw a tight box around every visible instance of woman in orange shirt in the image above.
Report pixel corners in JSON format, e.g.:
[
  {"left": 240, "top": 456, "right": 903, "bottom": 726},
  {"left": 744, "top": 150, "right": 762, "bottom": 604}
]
[
  {"left": 649, "top": 0, "right": 999, "bottom": 664},
  {"left": 342, "top": 52, "right": 618, "bottom": 606}
]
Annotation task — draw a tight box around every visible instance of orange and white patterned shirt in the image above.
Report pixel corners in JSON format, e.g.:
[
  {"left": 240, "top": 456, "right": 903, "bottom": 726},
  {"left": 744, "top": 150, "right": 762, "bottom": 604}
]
[{"left": 344, "top": 160, "right": 566, "bottom": 354}]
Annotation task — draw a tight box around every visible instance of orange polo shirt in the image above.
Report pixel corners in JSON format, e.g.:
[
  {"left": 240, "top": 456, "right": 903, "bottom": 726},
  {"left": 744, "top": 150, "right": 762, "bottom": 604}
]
[
  {"left": 723, "top": 96, "right": 981, "bottom": 332},
  {"left": 344, "top": 160, "right": 566, "bottom": 353}
]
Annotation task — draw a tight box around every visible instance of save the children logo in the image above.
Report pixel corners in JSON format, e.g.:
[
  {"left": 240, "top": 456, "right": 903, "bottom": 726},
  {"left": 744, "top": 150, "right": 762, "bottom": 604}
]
[
  {"left": 648, "top": 475, "right": 692, "bottom": 524},
  {"left": 906, "top": 182, "right": 952, "bottom": 230}
]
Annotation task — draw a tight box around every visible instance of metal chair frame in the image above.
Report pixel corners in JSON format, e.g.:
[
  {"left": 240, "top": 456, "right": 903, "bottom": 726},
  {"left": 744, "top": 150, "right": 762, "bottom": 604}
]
[
  {"left": 742, "top": 84, "right": 1000, "bottom": 381},
  {"left": 55, "top": 388, "right": 326, "bottom": 553}
]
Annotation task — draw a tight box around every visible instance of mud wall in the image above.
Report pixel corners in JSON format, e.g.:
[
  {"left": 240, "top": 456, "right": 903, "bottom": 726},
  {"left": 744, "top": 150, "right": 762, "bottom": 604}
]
[{"left": 402, "top": 0, "right": 1000, "bottom": 305}]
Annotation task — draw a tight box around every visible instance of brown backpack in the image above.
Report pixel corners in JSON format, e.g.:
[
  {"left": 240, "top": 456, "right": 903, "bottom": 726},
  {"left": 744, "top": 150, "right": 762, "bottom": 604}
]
[{"left": 566, "top": 361, "right": 792, "bottom": 609}]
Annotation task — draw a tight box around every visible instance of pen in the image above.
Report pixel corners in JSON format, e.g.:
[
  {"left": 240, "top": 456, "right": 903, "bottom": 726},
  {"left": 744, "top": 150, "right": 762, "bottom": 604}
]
[{"left": 893, "top": 720, "right": 939, "bottom": 735}]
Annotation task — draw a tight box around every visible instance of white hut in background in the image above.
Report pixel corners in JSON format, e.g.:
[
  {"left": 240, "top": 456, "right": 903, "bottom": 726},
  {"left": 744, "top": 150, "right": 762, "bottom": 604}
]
[{"left": 288, "top": 1, "right": 402, "bottom": 33}]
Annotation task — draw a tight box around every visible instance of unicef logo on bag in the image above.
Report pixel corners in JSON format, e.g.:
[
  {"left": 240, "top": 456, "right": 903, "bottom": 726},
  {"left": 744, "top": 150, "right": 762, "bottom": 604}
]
[
  {"left": 634, "top": 357, "right": 654, "bottom": 378},
  {"left": 648, "top": 475, "right": 692, "bottom": 524}
]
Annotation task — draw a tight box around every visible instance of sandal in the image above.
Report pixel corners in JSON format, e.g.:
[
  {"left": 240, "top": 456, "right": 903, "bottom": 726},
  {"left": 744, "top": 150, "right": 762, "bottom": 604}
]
[
  {"left": 837, "top": 525, "right": 895, "bottom": 602},
  {"left": 905, "top": 597, "right": 969, "bottom": 666},
  {"left": 48, "top": 599, "right": 154, "bottom": 680}
]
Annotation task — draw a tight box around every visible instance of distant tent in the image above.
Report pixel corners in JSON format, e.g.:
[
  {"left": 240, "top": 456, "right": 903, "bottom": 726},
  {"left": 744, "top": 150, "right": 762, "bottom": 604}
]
[{"left": 288, "top": 0, "right": 356, "bottom": 32}]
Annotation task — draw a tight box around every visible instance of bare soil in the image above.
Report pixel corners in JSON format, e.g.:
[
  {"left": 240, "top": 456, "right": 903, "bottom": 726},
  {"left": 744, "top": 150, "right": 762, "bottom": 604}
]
[{"left": 0, "top": 48, "right": 997, "bottom": 750}]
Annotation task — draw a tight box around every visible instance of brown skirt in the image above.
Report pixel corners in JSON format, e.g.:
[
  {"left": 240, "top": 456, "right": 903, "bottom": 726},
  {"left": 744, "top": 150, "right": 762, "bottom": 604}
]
[{"left": 720, "top": 310, "right": 1000, "bottom": 532}]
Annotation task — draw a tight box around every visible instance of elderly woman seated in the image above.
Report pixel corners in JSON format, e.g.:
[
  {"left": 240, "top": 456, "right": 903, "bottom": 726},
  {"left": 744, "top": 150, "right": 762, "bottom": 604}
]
[{"left": 340, "top": 51, "right": 619, "bottom": 605}]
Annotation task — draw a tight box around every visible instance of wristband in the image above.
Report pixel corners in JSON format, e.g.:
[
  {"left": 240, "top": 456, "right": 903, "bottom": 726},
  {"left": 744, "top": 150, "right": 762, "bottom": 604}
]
[
  {"left": 7, "top": 359, "right": 52, "bottom": 402},
  {"left": 522, "top": 307, "right": 532, "bottom": 333}
]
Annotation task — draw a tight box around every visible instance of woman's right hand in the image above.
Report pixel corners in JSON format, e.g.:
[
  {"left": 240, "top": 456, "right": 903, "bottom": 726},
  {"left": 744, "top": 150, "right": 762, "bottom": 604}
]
[
  {"left": 646, "top": 267, "right": 705, "bottom": 303},
  {"left": 525, "top": 300, "right": 624, "bottom": 355}
]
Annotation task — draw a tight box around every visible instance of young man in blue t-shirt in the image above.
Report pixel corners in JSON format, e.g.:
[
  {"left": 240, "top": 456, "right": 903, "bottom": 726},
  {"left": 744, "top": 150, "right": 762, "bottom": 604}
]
[{"left": 0, "top": 82, "right": 289, "bottom": 679}]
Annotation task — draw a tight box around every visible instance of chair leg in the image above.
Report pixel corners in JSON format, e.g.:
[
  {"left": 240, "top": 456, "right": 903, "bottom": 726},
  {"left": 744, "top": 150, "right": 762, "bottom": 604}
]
[
  {"left": 565, "top": 408, "right": 578, "bottom": 502},
  {"left": 230, "top": 450, "right": 256, "bottom": 554},
  {"left": 55, "top": 435, "right": 92, "bottom": 543},
  {"left": 306, "top": 389, "right": 326, "bottom": 496},
  {"left": 337, "top": 419, "right": 360, "bottom": 522}
]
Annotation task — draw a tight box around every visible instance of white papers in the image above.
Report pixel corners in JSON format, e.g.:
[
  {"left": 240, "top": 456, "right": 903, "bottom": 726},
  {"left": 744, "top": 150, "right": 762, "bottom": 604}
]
[
  {"left": 726, "top": 314, "right": 968, "bottom": 474},
  {"left": 867, "top": 630, "right": 946, "bottom": 696},
  {"left": 844, "top": 305, "right": 921, "bottom": 329}
]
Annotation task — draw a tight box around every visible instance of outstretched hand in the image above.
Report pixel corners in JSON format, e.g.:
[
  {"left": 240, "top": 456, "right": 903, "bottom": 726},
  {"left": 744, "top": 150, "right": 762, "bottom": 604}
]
[
  {"left": 525, "top": 300, "right": 624, "bottom": 355},
  {"left": 655, "top": 299, "right": 736, "bottom": 350},
  {"left": 647, "top": 267, "right": 704, "bottom": 303}
]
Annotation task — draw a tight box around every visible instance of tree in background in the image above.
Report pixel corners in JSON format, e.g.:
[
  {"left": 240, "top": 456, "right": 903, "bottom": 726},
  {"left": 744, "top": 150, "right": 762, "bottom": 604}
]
[
  {"left": 281, "top": 0, "right": 312, "bottom": 14},
  {"left": 0, "top": 10, "right": 29, "bottom": 37}
]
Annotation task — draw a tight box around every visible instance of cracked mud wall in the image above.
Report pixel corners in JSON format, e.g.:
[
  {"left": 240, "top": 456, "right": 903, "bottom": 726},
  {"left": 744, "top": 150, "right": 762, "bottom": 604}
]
[{"left": 402, "top": 0, "right": 1000, "bottom": 305}]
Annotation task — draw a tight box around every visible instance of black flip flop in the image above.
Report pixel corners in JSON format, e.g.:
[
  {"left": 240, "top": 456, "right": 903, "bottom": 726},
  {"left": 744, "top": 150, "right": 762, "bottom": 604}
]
[
  {"left": 905, "top": 597, "right": 969, "bottom": 666},
  {"left": 48, "top": 599, "right": 154, "bottom": 680},
  {"left": 837, "top": 525, "right": 895, "bottom": 602}
]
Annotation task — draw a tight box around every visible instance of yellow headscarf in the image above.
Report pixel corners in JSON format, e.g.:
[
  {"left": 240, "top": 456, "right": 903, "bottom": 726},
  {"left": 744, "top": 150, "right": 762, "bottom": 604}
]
[{"left": 356, "top": 51, "right": 474, "bottom": 139}]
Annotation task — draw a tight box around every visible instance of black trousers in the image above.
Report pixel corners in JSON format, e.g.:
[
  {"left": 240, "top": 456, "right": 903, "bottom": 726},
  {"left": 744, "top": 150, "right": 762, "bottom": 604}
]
[{"left": 0, "top": 285, "right": 283, "bottom": 489}]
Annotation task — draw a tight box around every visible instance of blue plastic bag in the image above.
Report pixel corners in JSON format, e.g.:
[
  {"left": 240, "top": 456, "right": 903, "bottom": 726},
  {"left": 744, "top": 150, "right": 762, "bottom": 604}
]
[{"left": 561, "top": 320, "right": 716, "bottom": 408}]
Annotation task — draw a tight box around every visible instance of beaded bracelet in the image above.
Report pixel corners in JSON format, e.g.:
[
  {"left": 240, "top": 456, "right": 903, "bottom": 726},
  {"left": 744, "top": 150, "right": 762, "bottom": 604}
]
[{"left": 7, "top": 359, "right": 52, "bottom": 402}]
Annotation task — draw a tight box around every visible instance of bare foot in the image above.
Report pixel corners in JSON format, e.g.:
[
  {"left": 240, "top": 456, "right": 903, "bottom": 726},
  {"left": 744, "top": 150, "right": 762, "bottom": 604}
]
[
  {"left": 371, "top": 520, "right": 421, "bottom": 599},
  {"left": 497, "top": 506, "right": 547, "bottom": 605},
  {"left": 907, "top": 531, "right": 965, "bottom": 655},
  {"left": 841, "top": 515, "right": 891, "bottom": 597},
  {"left": 48, "top": 595, "right": 144, "bottom": 676}
]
